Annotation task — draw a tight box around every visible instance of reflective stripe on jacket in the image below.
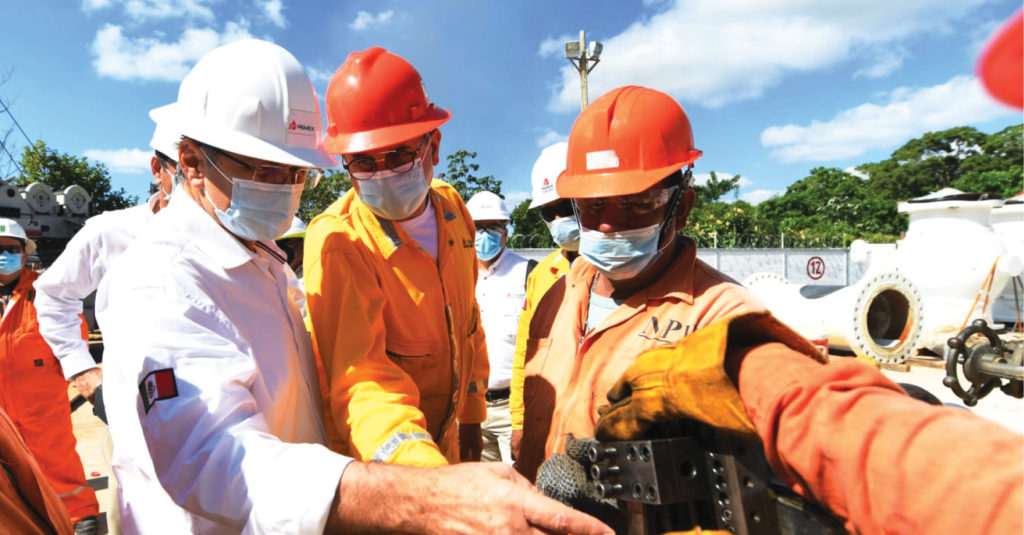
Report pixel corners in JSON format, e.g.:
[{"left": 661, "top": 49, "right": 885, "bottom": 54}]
[
  {"left": 517, "top": 239, "right": 763, "bottom": 481},
  {"left": 305, "top": 179, "right": 489, "bottom": 466},
  {"left": 510, "top": 248, "right": 570, "bottom": 430}
]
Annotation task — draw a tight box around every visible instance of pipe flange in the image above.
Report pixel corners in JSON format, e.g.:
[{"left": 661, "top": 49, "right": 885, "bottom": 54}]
[
  {"left": 847, "top": 272, "right": 924, "bottom": 365},
  {"left": 742, "top": 271, "right": 788, "bottom": 289}
]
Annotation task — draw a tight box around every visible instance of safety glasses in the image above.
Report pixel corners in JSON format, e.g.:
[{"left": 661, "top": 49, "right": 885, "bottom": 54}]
[
  {"left": 201, "top": 145, "right": 323, "bottom": 189},
  {"left": 539, "top": 199, "right": 575, "bottom": 223},
  {"left": 573, "top": 186, "right": 679, "bottom": 229},
  {"left": 343, "top": 134, "right": 429, "bottom": 180},
  {"left": 0, "top": 244, "right": 24, "bottom": 254},
  {"left": 474, "top": 222, "right": 507, "bottom": 233}
]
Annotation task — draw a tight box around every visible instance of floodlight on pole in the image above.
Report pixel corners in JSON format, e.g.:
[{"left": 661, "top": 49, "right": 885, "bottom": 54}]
[{"left": 564, "top": 30, "right": 603, "bottom": 110}]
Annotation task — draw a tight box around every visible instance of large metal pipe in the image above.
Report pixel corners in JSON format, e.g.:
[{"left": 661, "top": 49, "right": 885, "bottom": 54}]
[{"left": 744, "top": 271, "right": 923, "bottom": 364}]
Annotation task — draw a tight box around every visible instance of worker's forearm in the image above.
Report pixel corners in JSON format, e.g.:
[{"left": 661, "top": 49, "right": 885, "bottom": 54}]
[{"left": 327, "top": 462, "right": 413, "bottom": 533}]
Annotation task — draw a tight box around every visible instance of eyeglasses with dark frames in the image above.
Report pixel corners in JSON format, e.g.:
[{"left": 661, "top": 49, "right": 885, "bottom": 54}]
[
  {"left": 200, "top": 144, "right": 323, "bottom": 189},
  {"left": 343, "top": 134, "right": 429, "bottom": 180}
]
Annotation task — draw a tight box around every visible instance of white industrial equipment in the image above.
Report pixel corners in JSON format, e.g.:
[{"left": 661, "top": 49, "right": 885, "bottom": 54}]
[{"left": 991, "top": 191, "right": 1023, "bottom": 324}]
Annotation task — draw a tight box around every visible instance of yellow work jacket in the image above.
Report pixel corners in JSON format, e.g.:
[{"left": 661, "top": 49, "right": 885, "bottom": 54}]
[
  {"left": 516, "top": 238, "right": 764, "bottom": 481},
  {"left": 510, "top": 248, "right": 571, "bottom": 430},
  {"left": 305, "top": 180, "right": 489, "bottom": 466}
]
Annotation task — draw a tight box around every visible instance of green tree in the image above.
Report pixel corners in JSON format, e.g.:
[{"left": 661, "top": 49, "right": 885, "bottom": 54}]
[
  {"left": 298, "top": 169, "right": 351, "bottom": 222},
  {"left": 15, "top": 140, "right": 135, "bottom": 213},
  {"left": 693, "top": 171, "right": 741, "bottom": 207},
  {"left": 436, "top": 150, "right": 502, "bottom": 200},
  {"left": 508, "top": 198, "right": 554, "bottom": 248}
]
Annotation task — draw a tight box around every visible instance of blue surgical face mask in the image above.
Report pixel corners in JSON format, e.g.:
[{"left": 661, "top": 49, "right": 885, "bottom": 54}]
[
  {"left": 356, "top": 160, "right": 430, "bottom": 220},
  {"left": 578, "top": 223, "right": 663, "bottom": 280},
  {"left": 547, "top": 216, "right": 580, "bottom": 252},
  {"left": 202, "top": 151, "right": 302, "bottom": 242},
  {"left": 0, "top": 252, "right": 23, "bottom": 276},
  {"left": 475, "top": 228, "right": 503, "bottom": 261}
]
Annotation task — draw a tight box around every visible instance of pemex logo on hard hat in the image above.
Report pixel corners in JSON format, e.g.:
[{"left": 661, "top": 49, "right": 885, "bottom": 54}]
[{"left": 285, "top": 110, "right": 317, "bottom": 145}]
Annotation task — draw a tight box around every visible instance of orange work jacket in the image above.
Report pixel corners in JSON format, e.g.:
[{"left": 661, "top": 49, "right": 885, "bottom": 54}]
[
  {"left": 305, "top": 180, "right": 489, "bottom": 466},
  {"left": 518, "top": 238, "right": 763, "bottom": 481}
]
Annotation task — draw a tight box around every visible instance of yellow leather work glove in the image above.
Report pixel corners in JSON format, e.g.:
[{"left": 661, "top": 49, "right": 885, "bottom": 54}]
[{"left": 595, "top": 311, "right": 825, "bottom": 442}]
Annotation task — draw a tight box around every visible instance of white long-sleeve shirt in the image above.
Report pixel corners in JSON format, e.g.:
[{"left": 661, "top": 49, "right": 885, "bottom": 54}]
[
  {"left": 34, "top": 196, "right": 158, "bottom": 379},
  {"left": 475, "top": 249, "right": 529, "bottom": 390},
  {"left": 97, "top": 193, "right": 350, "bottom": 534}
]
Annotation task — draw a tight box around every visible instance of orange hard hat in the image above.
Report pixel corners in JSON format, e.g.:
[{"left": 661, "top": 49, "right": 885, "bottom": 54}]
[
  {"left": 977, "top": 10, "right": 1023, "bottom": 109},
  {"left": 323, "top": 47, "right": 451, "bottom": 154},
  {"left": 557, "top": 86, "right": 703, "bottom": 199}
]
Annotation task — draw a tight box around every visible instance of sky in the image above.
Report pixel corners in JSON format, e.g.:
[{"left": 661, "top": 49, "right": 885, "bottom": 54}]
[{"left": 1, "top": 0, "right": 1022, "bottom": 210}]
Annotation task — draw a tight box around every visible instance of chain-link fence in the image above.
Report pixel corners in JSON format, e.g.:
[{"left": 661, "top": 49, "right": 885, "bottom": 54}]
[{"left": 509, "top": 231, "right": 870, "bottom": 249}]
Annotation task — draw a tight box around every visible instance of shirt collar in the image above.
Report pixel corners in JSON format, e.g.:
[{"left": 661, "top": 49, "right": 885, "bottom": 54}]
[
  {"left": 166, "top": 192, "right": 263, "bottom": 270},
  {"left": 352, "top": 184, "right": 455, "bottom": 260}
]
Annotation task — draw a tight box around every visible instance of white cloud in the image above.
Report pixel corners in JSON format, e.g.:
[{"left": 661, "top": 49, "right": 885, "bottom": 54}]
[
  {"left": 82, "top": 0, "right": 114, "bottom": 11},
  {"left": 535, "top": 128, "right": 567, "bottom": 148},
  {"left": 845, "top": 166, "right": 869, "bottom": 179},
  {"left": 84, "top": 148, "right": 152, "bottom": 174},
  {"left": 503, "top": 190, "right": 531, "bottom": 207},
  {"left": 258, "top": 0, "right": 286, "bottom": 28},
  {"left": 82, "top": 0, "right": 217, "bottom": 21},
  {"left": 760, "top": 75, "right": 1016, "bottom": 163},
  {"left": 739, "top": 189, "right": 781, "bottom": 205},
  {"left": 91, "top": 21, "right": 253, "bottom": 81},
  {"left": 545, "top": 0, "right": 990, "bottom": 111},
  {"left": 306, "top": 66, "right": 334, "bottom": 83},
  {"left": 349, "top": 10, "right": 394, "bottom": 31},
  {"left": 854, "top": 46, "right": 909, "bottom": 79},
  {"left": 692, "top": 172, "right": 750, "bottom": 188}
]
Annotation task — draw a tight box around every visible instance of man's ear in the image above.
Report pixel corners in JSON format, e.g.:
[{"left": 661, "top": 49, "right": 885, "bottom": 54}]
[
  {"left": 149, "top": 156, "right": 163, "bottom": 184},
  {"left": 178, "top": 139, "right": 205, "bottom": 186},
  {"left": 428, "top": 129, "right": 442, "bottom": 166}
]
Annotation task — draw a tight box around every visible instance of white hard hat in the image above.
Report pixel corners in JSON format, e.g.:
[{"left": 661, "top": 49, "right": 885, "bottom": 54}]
[
  {"left": 466, "top": 191, "right": 509, "bottom": 221},
  {"left": 150, "top": 39, "right": 336, "bottom": 169},
  {"left": 277, "top": 216, "right": 307, "bottom": 240},
  {"left": 0, "top": 218, "right": 36, "bottom": 255},
  {"left": 529, "top": 141, "right": 568, "bottom": 208},
  {"left": 149, "top": 123, "right": 181, "bottom": 163}
]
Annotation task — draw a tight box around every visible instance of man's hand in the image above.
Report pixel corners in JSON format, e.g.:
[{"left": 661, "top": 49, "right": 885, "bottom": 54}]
[
  {"left": 329, "top": 461, "right": 613, "bottom": 534},
  {"left": 71, "top": 368, "right": 103, "bottom": 403},
  {"left": 459, "top": 422, "right": 482, "bottom": 462},
  {"left": 510, "top": 429, "right": 522, "bottom": 461}
]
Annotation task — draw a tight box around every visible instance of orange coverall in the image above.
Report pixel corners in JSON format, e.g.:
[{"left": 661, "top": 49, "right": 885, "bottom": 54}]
[
  {"left": 0, "top": 405, "right": 74, "bottom": 535},
  {"left": 736, "top": 342, "right": 1023, "bottom": 534},
  {"left": 0, "top": 270, "right": 98, "bottom": 523},
  {"left": 305, "top": 180, "right": 489, "bottom": 466},
  {"left": 510, "top": 248, "right": 571, "bottom": 431},
  {"left": 517, "top": 239, "right": 763, "bottom": 480}
]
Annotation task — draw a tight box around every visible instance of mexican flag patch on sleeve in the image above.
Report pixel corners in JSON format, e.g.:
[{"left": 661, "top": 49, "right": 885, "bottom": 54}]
[{"left": 139, "top": 368, "right": 179, "bottom": 414}]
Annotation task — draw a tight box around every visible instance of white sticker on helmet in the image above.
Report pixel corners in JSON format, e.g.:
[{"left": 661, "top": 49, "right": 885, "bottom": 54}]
[
  {"left": 586, "top": 150, "right": 619, "bottom": 171},
  {"left": 286, "top": 109, "right": 317, "bottom": 147}
]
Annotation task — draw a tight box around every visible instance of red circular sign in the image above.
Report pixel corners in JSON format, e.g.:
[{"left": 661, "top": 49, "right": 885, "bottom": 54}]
[{"left": 806, "top": 256, "right": 825, "bottom": 280}]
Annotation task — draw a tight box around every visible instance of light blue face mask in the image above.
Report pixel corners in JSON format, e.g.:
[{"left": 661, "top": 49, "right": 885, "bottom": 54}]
[
  {"left": 578, "top": 223, "right": 663, "bottom": 280},
  {"left": 475, "top": 228, "right": 504, "bottom": 261},
  {"left": 0, "top": 251, "right": 23, "bottom": 276},
  {"left": 356, "top": 160, "right": 430, "bottom": 220},
  {"left": 202, "top": 150, "right": 302, "bottom": 242},
  {"left": 547, "top": 216, "right": 580, "bottom": 251}
]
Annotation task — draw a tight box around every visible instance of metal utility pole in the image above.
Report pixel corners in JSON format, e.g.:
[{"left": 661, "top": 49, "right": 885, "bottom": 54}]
[{"left": 565, "top": 30, "right": 603, "bottom": 110}]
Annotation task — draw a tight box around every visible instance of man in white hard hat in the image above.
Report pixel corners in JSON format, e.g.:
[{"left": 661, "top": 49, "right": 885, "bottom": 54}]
[
  {"left": 96, "top": 39, "right": 610, "bottom": 535},
  {"left": 34, "top": 123, "right": 181, "bottom": 414},
  {"left": 509, "top": 142, "right": 579, "bottom": 462},
  {"left": 0, "top": 219, "right": 100, "bottom": 533},
  {"left": 467, "top": 190, "right": 530, "bottom": 463}
]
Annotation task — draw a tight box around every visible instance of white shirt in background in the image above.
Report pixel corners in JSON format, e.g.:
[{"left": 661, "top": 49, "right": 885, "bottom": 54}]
[{"left": 475, "top": 249, "right": 529, "bottom": 390}]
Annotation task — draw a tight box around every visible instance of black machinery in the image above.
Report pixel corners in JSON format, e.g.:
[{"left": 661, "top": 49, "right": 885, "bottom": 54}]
[{"left": 944, "top": 319, "right": 1023, "bottom": 406}]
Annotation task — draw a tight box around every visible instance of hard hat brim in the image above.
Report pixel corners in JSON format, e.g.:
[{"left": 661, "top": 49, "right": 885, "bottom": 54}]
[
  {"left": 978, "top": 10, "right": 1023, "bottom": 109},
  {"left": 322, "top": 108, "right": 450, "bottom": 155},
  {"left": 151, "top": 104, "right": 338, "bottom": 169},
  {"left": 557, "top": 150, "right": 702, "bottom": 198}
]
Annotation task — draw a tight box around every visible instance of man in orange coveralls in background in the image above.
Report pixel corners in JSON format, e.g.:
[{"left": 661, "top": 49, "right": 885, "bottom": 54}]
[
  {"left": 305, "top": 47, "right": 488, "bottom": 465},
  {"left": 0, "top": 219, "right": 99, "bottom": 533}
]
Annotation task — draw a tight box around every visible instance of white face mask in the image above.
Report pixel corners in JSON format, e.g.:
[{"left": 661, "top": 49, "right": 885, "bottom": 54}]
[
  {"left": 355, "top": 160, "right": 430, "bottom": 220},
  {"left": 578, "top": 223, "right": 663, "bottom": 280},
  {"left": 202, "top": 150, "right": 302, "bottom": 242},
  {"left": 547, "top": 216, "right": 580, "bottom": 251}
]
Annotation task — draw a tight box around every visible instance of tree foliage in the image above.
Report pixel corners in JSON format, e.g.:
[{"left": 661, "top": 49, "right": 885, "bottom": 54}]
[
  {"left": 508, "top": 198, "right": 554, "bottom": 248},
  {"left": 436, "top": 150, "right": 502, "bottom": 200},
  {"left": 693, "top": 171, "right": 741, "bottom": 207},
  {"left": 15, "top": 140, "right": 136, "bottom": 213},
  {"left": 298, "top": 169, "right": 351, "bottom": 222}
]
